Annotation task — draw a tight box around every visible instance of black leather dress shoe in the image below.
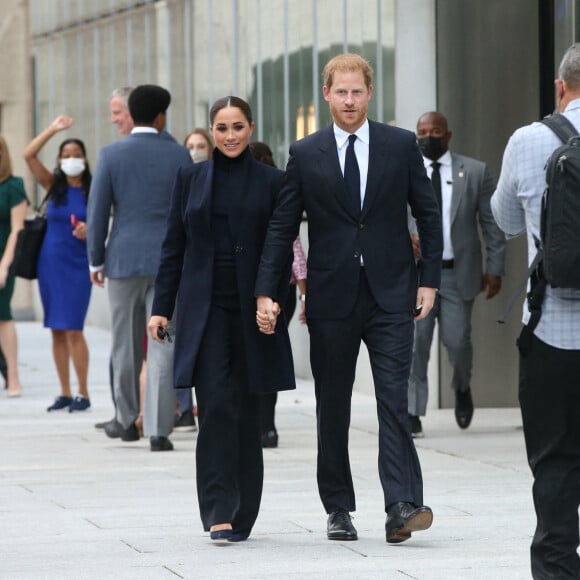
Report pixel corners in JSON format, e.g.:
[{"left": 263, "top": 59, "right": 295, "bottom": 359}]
[
  {"left": 104, "top": 419, "right": 140, "bottom": 441},
  {"left": 386, "top": 502, "right": 433, "bottom": 543},
  {"left": 327, "top": 509, "right": 358, "bottom": 541},
  {"left": 455, "top": 388, "right": 474, "bottom": 429},
  {"left": 150, "top": 436, "right": 174, "bottom": 451},
  {"left": 261, "top": 429, "right": 278, "bottom": 448}
]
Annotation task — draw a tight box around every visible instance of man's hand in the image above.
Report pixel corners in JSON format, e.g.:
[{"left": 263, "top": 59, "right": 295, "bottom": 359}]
[
  {"left": 256, "top": 296, "right": 281, "bottom": 334},
  {"left": 414, "top": 287, "right": 437, "bottom": 320},
  {"left": 90, "top": 270, "right": 105, "bottom": 288},
  {"left": 481, "top": 274, "right": 502, "bottom": 299}
]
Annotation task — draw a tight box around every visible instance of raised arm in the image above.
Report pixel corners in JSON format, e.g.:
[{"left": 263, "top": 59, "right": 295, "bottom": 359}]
[{"left": 23, "top": 115, "right": 74, "bottom": 191}]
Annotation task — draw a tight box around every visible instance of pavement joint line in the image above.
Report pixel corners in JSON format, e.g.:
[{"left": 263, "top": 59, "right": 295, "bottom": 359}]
[
  {"left": 162, "top": 565, "right": 185, "bottom": 578},
  {"left": 341, "top": 543, "right": 368, "bottom": 557},
  {"left": 120, "top": 539, "right": 145, "bottom": 553}
]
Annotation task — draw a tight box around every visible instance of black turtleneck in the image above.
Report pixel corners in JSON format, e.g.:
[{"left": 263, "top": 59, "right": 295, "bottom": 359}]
[{"left": 211, "top": 146, "right": 252, "bottom": 269}]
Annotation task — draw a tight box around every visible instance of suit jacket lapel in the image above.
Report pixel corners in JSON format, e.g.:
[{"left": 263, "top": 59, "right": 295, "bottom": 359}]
[
  {"left": 361, "top": 121, "right": 391, "bottom": 219},
  {"left": 450, "top": 153, "right": 466, "bottom": 225}
]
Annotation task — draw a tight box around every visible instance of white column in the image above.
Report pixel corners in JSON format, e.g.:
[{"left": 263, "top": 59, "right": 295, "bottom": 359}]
[{"left": 394, "top": 0, "right": 437, "bottom": 132}]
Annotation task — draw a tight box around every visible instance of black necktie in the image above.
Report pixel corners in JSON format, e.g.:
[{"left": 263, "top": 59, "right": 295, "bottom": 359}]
[
  {"left": 344, "top": 134, "right": 361, "bottom": 214},
  {"left": 431, "top": 161, "right": 442, "bottom": 209}
]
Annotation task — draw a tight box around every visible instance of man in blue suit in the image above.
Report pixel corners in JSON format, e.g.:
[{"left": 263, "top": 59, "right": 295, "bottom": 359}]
[
  {"left": 256, "top": 54, "right": 442, "bottom": 543},
  {"left": 87, "top": 85, "right": 191, "bottom": 452}
]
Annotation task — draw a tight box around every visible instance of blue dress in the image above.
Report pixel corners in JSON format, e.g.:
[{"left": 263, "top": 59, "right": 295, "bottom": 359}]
[{"left": 37, "top": 186, "right": 91, "bottom": 330}]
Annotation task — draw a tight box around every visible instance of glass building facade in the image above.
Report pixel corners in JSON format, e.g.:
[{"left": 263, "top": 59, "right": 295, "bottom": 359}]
[{"left": 31, "top": 0, "right": 395, "bottom": 171}]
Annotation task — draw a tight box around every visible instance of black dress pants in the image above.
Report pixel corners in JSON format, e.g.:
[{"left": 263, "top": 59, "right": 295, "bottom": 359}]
[
  {"left": 259, "top": 284, "right": 297, "bottom": 434},
  {"left": 193, "top": 269, "right": 263, "bottom": 535},
  {"left": 518, "top": 333, "right": 580, "bottom": 580},
  {"left": 308, "top": 269, "right": 423, "bottom": 513}
]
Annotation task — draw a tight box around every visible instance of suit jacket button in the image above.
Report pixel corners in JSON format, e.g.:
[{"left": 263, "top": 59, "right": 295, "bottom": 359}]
[
  {"left": 358, "top": 223, "right": 364, "bottom": 229},
  {"left": 353, "top": 251, "right": 360, "bottom": 259},
  {"left": 234, "top": 245, "right": 243, "bottom": 254}
]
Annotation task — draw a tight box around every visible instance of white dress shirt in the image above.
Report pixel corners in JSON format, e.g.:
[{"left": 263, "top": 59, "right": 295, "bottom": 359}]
[{"left": 333, "top": 120, "right": 369, "bottom": 210}]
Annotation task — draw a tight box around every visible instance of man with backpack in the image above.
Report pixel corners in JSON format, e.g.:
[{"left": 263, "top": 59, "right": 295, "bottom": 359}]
[{"left": 491, "top": 43, "right": 580, "bottom": 580}]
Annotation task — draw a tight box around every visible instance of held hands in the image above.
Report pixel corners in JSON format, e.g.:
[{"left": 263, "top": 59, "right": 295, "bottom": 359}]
[
  {"left": 256, "top": 296, "right": 281, "bottom": 334},
  {"left": 149, "top": 315, "right": 169, "bottom": 344},
  {"left": 414, "top": 287, "right": 437, "bottom": 320},
  {"left": 50, "top": 115, "right": 74, "bottom": 133}
]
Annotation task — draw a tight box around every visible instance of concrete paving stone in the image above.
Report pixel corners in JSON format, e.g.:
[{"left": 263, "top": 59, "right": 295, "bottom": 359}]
[{"left": 0, "top": 322, "right": 542, "bottom": 579}]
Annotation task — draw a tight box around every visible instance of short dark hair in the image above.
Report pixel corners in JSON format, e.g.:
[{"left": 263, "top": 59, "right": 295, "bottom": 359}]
[
  {"left": 209, "top": 96, "right": 253, "bottom": 126},
  {"left": 128, "top": 84, "right": 171, "bottom": 124}
]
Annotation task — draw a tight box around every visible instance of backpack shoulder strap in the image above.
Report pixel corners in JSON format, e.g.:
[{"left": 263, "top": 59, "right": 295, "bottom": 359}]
[{"left": 541, "top": 113, "right": 579, "bottom": 143}]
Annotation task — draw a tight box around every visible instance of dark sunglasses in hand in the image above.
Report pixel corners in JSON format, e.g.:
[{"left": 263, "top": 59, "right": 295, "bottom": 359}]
[{"left": 156, "top": 326, "right": 173, "bottom": 343}]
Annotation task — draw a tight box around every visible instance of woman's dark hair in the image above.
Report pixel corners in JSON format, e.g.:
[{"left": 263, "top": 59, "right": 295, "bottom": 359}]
[
  {"left": 249, "top": 141, "right": 277, "bottom": 168},
  {"left": 49, "top": 138, "right": 92, "bottom": 206},
  {"left": 209, "top": 96, "right": 253, "bottom": 126}
]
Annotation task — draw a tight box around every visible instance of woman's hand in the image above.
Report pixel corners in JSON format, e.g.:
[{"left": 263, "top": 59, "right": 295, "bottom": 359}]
[
  {"left": 149, "top": 315, "right": 169, "bottom": 343},
  {"left": 72, "top": 220, "right": 87, "bottom": 240},
  {"left": 50, "top": 115, "right": 74, "bottom": 133}
]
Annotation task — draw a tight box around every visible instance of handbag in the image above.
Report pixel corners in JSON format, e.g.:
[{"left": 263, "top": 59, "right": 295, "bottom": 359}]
[{"left": 10, "top": 194, "right": 49, "bottom": 280}]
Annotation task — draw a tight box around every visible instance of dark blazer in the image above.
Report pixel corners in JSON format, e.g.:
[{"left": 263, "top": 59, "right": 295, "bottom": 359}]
[
  {"left": 256, "top": 121, "right": 443, "bottom": 317},
  {"left": 152, "top": 155, "right": 295, "bottom": 394}
]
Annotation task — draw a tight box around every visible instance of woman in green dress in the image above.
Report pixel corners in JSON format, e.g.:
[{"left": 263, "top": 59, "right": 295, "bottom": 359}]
[{"left": 0, "top": 136, "right": 28, "bottom": 397}]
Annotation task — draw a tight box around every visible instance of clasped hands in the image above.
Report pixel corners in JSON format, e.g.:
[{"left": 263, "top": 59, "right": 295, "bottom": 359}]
[{"left": 256, "top": 296, "right": 281, "bottom": 335}]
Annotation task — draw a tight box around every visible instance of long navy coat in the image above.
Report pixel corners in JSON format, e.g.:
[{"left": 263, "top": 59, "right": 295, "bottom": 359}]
[{"left": 152, "top": 154, "right": 295, "bottom": 394}]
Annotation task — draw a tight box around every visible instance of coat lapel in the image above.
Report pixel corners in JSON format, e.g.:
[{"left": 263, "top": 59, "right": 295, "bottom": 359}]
[
  {"left": 450, "top": 153, "right": 466, "bottom": 225},
  {"left": 361, "top": 121, "right": 392, "bottom": 219}
]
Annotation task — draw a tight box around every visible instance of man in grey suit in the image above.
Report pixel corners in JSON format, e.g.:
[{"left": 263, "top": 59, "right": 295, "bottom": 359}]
[
  {"left": 408, "top": 111, "right": 506, "bottom": 436},
  {"left": 87, "top": 84, "right": 191, "bottom": 451}
]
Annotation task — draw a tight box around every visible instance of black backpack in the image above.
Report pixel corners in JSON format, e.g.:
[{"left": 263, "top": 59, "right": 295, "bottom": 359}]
[
  {"left": 539, "top": 114, "right": 580, "bottom": 289},
  {"left": 498, "top": 114, "right": 580, "bottom": 347}
]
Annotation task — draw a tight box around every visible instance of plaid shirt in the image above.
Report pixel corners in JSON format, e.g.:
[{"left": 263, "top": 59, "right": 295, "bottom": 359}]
[{"left": 491, "top": 98, "right": 580, "bottom": 349}]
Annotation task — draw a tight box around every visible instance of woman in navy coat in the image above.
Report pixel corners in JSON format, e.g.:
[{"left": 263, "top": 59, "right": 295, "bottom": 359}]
[{"left": 149, "top": 96, "right": 295, "bottom": 543}]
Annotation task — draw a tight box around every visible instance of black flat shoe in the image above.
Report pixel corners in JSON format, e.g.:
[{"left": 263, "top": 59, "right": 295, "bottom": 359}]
[
  {"left": 327, "top": 509, "right": 358, "bottom": 541},
  {"left": 386, "top": 502, "right": 433, "bottom": 544},
  {"left": 150, "top": 436, "right": 174, "bottom": 451}
]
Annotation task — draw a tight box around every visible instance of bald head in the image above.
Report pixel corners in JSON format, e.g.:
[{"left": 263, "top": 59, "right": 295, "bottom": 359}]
[{"left": 416, "top": 111, "right": 452, "bottom": 161}]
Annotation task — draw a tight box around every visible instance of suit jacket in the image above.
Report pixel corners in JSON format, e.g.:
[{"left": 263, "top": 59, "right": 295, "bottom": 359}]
[
  {"left": 446, "top": 152, "right": 506, "bottom": 301},
  {"left": 87, "top": 132, "right": 191, "bottom": 277},
  {"left": 151, "top": 156, "right": 295, "bottom": 394},
  {"left": 255, "top": 121, "right": 443, "bottom": 318}
]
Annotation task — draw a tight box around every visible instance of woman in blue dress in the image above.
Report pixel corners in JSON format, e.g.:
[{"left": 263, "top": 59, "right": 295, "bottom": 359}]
[{"left": 24, "top": 115, "right": 92, "bottom": 412}]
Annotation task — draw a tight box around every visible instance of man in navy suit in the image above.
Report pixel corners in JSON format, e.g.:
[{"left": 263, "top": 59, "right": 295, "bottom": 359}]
[
  {"left": 256, "top": 54, "right": 442, "bottom": 543},
  {"left": 87, "top": 85, "right": 191, "bottom": 452}
]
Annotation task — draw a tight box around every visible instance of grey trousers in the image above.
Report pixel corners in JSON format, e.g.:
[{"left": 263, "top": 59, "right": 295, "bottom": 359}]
[
  {"left": 108, "top": 277, "right": 176, "bottom": 436},
  {"left": 408, "top": 269, "right": 474, "bottom": 417}
]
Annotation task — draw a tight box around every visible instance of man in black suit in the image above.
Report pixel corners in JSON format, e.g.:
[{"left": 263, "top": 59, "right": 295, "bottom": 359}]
[{"left": 256, "top": 53, "right": 442, "bottom": 544}]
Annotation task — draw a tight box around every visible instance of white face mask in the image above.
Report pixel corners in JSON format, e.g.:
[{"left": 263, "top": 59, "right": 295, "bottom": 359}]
[
  {"left": 190, "top": 149, "right": 209, "bottom": 163},
  {"left": 60, "top": 157, "right": 86, "bottom": 177}
]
